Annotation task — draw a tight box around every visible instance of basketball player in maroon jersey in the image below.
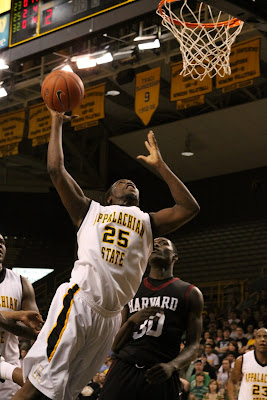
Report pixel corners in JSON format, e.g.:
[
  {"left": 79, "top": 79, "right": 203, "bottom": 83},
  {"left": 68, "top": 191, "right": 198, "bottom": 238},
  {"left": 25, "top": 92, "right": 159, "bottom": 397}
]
[{"left": 99, "top": 237, "right": 203, "bottom": 400}]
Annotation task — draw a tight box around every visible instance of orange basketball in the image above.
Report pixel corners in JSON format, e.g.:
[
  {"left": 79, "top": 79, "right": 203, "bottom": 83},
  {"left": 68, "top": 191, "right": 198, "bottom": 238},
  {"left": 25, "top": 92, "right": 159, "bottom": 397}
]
[{"left": 41, "top": 70, "right": 84, "bottom": 112}]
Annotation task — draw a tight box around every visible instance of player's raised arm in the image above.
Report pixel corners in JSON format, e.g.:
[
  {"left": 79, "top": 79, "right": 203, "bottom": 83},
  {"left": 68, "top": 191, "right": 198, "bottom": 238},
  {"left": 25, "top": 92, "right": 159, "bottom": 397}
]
[
  {"left": 47, "top": 107, "right": 91, "bottom": 228},
  {"left": 137, "top": 131, "right": 200, "bottom": 236}
]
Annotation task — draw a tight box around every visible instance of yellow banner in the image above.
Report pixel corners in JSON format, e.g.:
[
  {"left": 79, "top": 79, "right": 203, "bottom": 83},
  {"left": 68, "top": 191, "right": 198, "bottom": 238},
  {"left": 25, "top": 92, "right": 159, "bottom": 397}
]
[
  {"left": 0, "top": 143, "right": 19, "bottom": 158},
  {"left": 176, "top": 95, "right": 205, "bottom": 110},
  {"left": 29, "top": 103, "right": 51, "bottom": 147},
  {"left": 171, "top": 63, "right": 212, "bottom": 101},
  {"left": 135, "top": 67, "right": 160, "bottom": 126},
  {"left": 216, "top": 37, "right": 261, "bottom": 91},
  {"left": 0, "top": 109, "right": 25, "bottom": 148},
  {"left": 71, "top": 83, "right": 105, "bottom": 129}
]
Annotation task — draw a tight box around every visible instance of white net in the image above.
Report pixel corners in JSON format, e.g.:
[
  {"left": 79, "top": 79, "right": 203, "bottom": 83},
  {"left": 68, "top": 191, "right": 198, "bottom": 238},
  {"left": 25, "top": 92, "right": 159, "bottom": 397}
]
[{"left": 157, "top": 0, "right": 244, "bottom": 80}]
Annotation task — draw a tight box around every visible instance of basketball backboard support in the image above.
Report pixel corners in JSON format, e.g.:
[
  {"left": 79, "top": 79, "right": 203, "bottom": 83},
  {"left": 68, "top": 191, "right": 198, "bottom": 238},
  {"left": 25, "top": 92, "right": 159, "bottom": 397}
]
[{"left": 202, "top": 0, "right": 267, "bottom": 31}]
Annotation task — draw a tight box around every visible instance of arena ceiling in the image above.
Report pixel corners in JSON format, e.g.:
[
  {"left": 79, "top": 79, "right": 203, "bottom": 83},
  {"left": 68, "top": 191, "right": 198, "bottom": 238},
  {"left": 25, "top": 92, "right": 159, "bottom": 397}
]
[{"left": 0, "top": 0, "right": 266, "bottom": 195}]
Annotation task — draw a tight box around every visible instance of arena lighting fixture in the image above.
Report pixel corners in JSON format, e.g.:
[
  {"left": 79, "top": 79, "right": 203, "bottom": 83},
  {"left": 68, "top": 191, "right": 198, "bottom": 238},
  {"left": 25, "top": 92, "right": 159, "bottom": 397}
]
[
  {"left": 106, "top": 90, "right": 120, "bottom": 96},
  {"left": 112, "top": 47, "right": 136, "bottom": 61},
  {"left": 138, "top": 39, "right": 160, "bottom": 50},
  {"left": 95, "top": 52, "right": 113, "bottom": 64},
  {"left": 134, "top": 34, "right": 157, "bottom": 42},
  {"left": 71, "top": 55, "right": 97, "bottom": 69},
  {"left": 181, "top": 133, "right": 194, "bottom": 157},
  {"left": 0, "top": 59, "right": 9, "bottom": 70},
  {"left": 72, "top": 51, "right": 113, "bottom": 68}
]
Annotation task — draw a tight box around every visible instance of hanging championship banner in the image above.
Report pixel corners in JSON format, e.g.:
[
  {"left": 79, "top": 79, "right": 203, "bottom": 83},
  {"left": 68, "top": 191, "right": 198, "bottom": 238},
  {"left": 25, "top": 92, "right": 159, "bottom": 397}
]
[
  {"left": 176, "top": 95, "right": 205, "bottom": 110},
  {"left": 171, "top": 62, "right": 212, "bottom": 102},
  {"left": 29, "top": 103, "right": 51, "bottom": 147},
  {"left": 0, "top": 109, "right": 25, "bottom": 158},
  {"left": 71, "top": 83, "right": 105, "bottom": 131},
  {"left": 216, "top": 37, "right": 261, "bottom": 92},
  {"left": 135, "top": 67, "right": 160, "bottom": 126}
]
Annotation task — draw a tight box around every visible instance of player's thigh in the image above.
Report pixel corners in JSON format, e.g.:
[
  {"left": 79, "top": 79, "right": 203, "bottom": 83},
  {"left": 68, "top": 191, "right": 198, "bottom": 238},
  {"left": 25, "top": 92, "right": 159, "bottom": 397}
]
[
  {"left": 99, "top": 359, "right": 144, "bottom": 400},
  {"left": 12, "top": 379, "right": 50, "bottom": 400}
]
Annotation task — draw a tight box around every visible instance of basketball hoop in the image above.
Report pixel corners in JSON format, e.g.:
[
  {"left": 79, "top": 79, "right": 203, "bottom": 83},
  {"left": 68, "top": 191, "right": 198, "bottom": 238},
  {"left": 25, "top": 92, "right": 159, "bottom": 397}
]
[{"left": 157, "top": 0, "right": 244, "bottom": 80}]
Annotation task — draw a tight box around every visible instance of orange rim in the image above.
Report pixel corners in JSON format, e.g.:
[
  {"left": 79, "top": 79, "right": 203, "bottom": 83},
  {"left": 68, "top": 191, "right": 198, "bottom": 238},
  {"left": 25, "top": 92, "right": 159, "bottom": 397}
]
[{"left": 158, "top": 0, "right": 242, "bottom": 29}]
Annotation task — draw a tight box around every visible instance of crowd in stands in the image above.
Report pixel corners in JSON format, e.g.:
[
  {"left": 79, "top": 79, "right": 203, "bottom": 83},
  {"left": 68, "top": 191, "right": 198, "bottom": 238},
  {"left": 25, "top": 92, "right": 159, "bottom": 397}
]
[{"left": 17, "top": 288, "right": 267, "bottom": 399}]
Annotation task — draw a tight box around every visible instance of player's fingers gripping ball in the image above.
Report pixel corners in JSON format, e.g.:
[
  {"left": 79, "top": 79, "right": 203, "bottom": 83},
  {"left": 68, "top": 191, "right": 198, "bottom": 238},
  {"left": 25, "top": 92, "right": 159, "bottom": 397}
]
[{"left": 41, "top": 70, "right": 84, "bottom": 112}]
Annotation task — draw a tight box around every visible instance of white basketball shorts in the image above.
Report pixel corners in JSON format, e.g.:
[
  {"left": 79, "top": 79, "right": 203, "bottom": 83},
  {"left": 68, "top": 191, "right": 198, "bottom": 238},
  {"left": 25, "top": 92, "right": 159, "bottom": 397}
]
[{"left": 23, "top": 282, "right": 121, "bottom": 400}]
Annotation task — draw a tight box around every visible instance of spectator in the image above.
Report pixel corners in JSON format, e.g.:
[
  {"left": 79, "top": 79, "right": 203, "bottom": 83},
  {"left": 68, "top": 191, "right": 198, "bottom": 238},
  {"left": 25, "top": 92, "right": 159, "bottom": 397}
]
[
  {"left": 204, "top": 343, "right": 219, "bottom": 369},
  {"left": 215, "top": 328, "right": 231, "bottom": 360},
  {"left": 245, "top": 323, "right": 255, "bottom": 340},
  {"left": 217, "top": 358, "right": 231, "bottom": 391},
  {"left": 208, "top": 321, "right": 218, "bottom": 338},
  {"left": 203, "top": 380, "right": 224, "bottom": 400},
  {"left": 79, "top": 373, "right": 100, "bottom": 399},
  {"left": 99, "top": 356, "right": 112, "bottom": 374},
  {"left": 19, "top": 349, "right": 28, "bottom": 367},
  {"left": 79, "top": 372, "right": 106, "bottom": 400},
  {"left": 201, "top": 331, "right": 212, "bottom": 345},
  {"left": 246, "top": 328, "right": 257, "bottom": 347},
  {"left": 216, "top": 328, "right": 223, "bottom": 344},
  {"left": 235, "top": 326, "right": 248, "bottom": 354},
  {"left": 199, "top": 353, "right": 217, "bottom": 380},
  {"left": 190, "top": 360, "right": 211, "bottom": 389},
  {"left": 228, "top": 340, "right": 239, "bottom": 359},
  {"left": 239, "top": 309, "right": 255, "bottom": 331},
  {"left": 226, "top": 351, "right": 236, "bottom": 368},
  {"left": 189, "top": 372, "right": 209, "bottom": 400},
  {"left": 180, "top": 378, "right": 190, "bottom": 400},
  {"left": 229, "top": 321, "right": 239, "bottom": 340},
  {"left": 245, "top": 344, "right": 255, "bottom": 352},
  {"left": 206, "top": 338, "right": 216, "bottom": 347},
  {"left": 228, "top": 311, "right": 240, "bottom": 325}
]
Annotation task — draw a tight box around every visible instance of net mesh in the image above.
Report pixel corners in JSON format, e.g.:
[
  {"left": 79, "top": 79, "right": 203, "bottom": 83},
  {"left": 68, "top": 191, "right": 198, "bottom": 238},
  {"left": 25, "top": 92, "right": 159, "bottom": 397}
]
[{"left": 157, "top": 0, "right": 244, "bottom": 80}]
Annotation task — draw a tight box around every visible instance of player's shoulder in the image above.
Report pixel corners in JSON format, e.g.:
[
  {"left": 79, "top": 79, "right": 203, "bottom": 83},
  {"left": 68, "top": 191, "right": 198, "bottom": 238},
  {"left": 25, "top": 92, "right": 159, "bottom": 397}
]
[{"left": 5, "top": 267, "right": 20, "bottom": 279}]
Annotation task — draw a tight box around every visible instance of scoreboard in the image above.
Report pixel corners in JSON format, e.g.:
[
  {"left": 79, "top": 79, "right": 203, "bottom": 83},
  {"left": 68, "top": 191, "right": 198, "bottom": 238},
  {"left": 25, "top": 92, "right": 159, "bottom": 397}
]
[{"left": 7, "top": 0, "right": 135, "bottom": 47}]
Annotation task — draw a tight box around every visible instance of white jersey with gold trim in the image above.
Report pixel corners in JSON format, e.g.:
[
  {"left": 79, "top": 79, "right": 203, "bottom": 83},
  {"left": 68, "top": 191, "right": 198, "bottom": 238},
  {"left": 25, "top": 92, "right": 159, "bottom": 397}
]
[
  {"left": 238, "top": 350, "right": 267, "bottom": 400},
  {"left": 70, "top": 200, "right": 153, "bottom": 311},
  {"left": 0, "top": 268, "right": 22, "bottom": 363}
]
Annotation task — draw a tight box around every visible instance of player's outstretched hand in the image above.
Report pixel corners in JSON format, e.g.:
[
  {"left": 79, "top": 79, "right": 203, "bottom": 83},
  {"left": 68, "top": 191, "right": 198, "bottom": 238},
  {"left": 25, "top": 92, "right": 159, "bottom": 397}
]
[
  {"left": 128, "top": 307, "right": 163, "bottom": 325},
  {"left": 46, "top": 105, "right": 79, "bottom": 123},
  {"left": 145, "top": 362, "right": 175, "bottom": 384},
  {"left": 137, "top": 131, "right": 164, "bottom": 168},
  {"left": 19, "top": 310, "right": 44, "bottom": 334}
]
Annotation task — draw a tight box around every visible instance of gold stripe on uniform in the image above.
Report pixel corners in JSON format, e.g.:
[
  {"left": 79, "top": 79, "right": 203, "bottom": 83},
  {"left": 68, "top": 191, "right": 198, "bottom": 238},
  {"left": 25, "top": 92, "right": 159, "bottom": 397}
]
[{"left": 47, "top": 284, "right": 80, "bottom": 362}]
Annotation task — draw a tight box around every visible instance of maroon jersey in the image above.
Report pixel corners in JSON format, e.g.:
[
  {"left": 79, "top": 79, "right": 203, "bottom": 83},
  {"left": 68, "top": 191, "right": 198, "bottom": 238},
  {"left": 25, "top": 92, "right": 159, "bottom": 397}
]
[{"left": 117, "top": 276, "right": 194, "bottom": 365}]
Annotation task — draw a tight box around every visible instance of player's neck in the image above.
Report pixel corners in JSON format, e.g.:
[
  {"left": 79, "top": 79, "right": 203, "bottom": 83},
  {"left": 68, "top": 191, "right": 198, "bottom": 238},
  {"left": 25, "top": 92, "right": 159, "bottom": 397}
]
[
  {"left": 255, "top": 350, "right": 267, "bottom": 365},
  {"left": 149, "top": 268, "right": 172, "bottom": 280}
]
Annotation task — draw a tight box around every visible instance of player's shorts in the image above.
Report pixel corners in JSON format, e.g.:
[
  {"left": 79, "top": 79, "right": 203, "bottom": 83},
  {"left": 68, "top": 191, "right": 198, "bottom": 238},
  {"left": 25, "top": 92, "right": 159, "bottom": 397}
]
[
  {"left": 99, "top": 358, "right": 182, "bottom": 400},
  {"left": 23, "top": 282, "right": 121, "bottom": 400}
]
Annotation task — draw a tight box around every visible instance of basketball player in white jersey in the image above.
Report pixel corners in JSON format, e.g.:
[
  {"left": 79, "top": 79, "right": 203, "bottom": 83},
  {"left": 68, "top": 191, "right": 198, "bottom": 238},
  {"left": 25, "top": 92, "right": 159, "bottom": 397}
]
[
  {"left": 0, "top": 233, "right": 41, "bottom": 399},
  {"left": 228, "top": 327, "right": 267, "bottom": 400},
  {"left": 11, "top": 108, "right": 200, "bottom": 400}
]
